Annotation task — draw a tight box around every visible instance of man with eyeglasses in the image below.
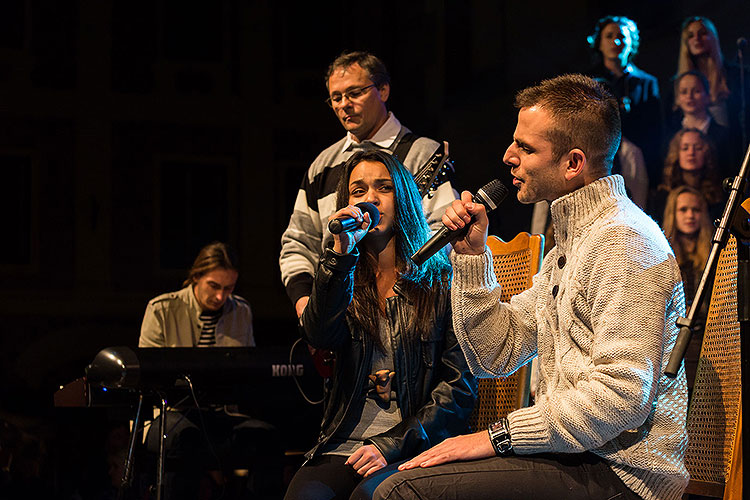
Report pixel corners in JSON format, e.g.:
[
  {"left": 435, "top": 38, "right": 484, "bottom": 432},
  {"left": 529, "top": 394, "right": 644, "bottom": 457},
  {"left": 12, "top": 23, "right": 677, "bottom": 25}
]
[{"left": 280, "top": 51, "right": 457, "bottom": 318}]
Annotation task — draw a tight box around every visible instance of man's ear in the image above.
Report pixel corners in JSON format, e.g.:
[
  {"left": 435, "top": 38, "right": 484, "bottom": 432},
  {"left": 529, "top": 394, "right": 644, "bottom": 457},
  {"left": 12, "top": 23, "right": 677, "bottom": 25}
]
[
  {"left": 378, "top": 83, "right": 390, "bottom": 103},
  {"left": 564, "top": 148, "right": 586, "bottom": 181}
]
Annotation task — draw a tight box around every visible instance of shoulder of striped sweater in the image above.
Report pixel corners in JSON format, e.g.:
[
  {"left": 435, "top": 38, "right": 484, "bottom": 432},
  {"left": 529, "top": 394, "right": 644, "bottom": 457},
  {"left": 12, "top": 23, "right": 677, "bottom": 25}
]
[
  {"left": 401, "top": 136, "right": 442, "bottom": 174},
  {"left": 407, "top": 135, "right": 441, "bottom": 156},
  {"left": 309, "top": 137, "right": 349, "bottom": 170},
  {"left": 410, "top": 134, "right": 440, "bottom": 148}
]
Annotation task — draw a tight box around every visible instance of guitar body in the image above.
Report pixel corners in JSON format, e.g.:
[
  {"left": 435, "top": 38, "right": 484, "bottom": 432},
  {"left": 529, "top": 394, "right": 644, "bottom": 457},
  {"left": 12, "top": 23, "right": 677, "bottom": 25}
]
[
  {"left": 310, "top": 141, "right": 454, "bottom": 379},
  {"left": 310, "top": 346, "right": 336, "bottom": 379}
]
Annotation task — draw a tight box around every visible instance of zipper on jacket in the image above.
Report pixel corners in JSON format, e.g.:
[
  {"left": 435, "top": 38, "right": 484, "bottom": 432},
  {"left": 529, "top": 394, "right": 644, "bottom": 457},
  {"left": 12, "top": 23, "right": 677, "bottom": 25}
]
[{"left": 307, "top": 333, "right": 373, "bottom": 462}]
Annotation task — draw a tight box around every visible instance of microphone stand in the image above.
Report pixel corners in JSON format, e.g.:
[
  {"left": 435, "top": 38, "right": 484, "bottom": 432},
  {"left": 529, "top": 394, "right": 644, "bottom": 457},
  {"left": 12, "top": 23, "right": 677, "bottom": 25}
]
[
  {"left": 665, "top": 143, "right": 750, "bottom": 489},
  {"left": 117, "top": 392, "right": 145, "bottom": 500}
]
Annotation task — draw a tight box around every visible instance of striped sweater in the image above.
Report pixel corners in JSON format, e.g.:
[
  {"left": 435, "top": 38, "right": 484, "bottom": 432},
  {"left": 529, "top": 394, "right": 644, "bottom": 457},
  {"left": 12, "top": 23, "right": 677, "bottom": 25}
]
[{"left": 279, "top": 113, "right": 457, "bottom": 304}]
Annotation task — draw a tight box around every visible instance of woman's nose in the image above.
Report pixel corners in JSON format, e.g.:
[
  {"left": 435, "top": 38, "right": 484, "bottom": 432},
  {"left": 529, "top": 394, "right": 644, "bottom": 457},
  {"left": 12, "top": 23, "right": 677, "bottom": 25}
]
[{"left": 366, "top": 190, "right": 379, "bottom": 204}]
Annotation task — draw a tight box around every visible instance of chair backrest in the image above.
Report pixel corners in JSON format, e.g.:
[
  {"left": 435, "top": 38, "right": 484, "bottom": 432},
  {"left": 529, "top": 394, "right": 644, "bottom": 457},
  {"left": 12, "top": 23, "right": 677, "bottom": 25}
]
[
  {"left": 684, "top": 236, "right": 743, "bottom": 499},
  {"left": 468, "top": 232, "right": 544, "bottom": 432}
]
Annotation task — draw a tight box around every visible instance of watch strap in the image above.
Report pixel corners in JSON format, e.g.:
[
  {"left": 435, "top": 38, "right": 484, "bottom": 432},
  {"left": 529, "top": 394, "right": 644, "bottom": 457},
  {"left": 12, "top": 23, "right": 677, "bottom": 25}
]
[{"left": 488, "top": 417, "right": 513, "bottom": 456}]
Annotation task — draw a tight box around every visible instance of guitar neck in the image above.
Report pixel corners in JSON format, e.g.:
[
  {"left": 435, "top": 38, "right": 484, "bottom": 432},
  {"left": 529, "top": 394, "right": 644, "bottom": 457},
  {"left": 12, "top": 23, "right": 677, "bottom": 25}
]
[{"left": 412, "top": 141, "right": 452, "bottom": 197}]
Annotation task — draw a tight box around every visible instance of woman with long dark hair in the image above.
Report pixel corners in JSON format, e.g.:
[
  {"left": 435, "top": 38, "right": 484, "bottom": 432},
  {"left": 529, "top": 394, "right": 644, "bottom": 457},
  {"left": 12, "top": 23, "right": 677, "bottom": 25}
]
[{"left": 283, "top": 149, "right": 476, "bottom": 500}]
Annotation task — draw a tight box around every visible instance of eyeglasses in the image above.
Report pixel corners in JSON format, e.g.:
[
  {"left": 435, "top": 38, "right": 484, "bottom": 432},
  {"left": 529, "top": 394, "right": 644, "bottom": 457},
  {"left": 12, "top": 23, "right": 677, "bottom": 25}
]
[{"left": 326, "top": 84, "right": 377, "bottom": 107}]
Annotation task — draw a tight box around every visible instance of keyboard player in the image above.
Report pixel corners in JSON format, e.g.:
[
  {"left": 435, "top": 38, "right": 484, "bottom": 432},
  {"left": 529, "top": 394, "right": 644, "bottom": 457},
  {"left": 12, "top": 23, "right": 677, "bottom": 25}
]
[
  {"left": 139, "top": 241, "right": 282, "bottom": 500},
  {"left": 140, "top": 241, "right": 253, "bottom": 348}
]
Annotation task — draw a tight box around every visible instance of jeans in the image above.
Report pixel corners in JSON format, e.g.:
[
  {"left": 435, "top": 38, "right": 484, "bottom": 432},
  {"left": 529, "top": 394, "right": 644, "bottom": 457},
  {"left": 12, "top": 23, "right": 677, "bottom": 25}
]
[
  {"left": 284, "top": 454, "right": 404, "bottom": 500},
  {"left": 369, "top": 452, "right": 642, "bottom": 500}
]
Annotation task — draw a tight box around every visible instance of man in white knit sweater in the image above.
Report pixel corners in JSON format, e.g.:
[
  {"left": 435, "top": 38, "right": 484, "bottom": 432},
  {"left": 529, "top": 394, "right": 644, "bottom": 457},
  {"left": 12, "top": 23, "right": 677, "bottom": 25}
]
[{"left": 367, "top": 75, "right": 689, "bottom": 500}]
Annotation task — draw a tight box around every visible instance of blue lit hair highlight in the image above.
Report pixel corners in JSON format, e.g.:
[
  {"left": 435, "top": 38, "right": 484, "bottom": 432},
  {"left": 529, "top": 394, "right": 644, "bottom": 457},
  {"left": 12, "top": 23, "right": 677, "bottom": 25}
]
[{"left": 335, "top": 149, "right": 451, "bottom": 342}]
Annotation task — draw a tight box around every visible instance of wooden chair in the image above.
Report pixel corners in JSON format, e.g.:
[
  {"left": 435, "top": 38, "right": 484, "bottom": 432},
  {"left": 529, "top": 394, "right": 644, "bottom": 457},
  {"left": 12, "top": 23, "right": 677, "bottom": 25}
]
[
  {"left": 683, "top": 236, "right": 743, "bottom": 500},
  {"left": 468, "top": 232, "right": 544, "bottom": 432}
]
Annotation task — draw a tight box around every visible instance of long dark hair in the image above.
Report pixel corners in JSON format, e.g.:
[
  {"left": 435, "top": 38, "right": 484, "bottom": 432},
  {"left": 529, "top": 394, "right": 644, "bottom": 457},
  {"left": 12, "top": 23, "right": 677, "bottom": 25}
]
[{"left": 335, "top": 149, "right": 451, "bottom": 341}]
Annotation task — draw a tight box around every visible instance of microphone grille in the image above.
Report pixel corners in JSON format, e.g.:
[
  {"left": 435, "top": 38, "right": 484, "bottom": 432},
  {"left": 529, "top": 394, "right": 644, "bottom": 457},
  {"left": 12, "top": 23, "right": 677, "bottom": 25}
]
[
  {"left": 354, "top": 201, "right": 380, "bottom": 228},
  {"left": 477, "top": 179, "right": 508, "bottom": 210}
]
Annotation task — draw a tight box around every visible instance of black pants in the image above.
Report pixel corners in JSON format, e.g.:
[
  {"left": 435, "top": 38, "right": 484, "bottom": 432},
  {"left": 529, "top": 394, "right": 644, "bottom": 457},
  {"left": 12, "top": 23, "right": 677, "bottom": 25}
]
[
  {"left": 369, "top": 453, "right": 642, "bottom": 500},
  {"left": 146, "top": 408, "right": 283, "bottom": 500},
  {"left": 284, "top": 455, "right": 404, "bottom": 500}
]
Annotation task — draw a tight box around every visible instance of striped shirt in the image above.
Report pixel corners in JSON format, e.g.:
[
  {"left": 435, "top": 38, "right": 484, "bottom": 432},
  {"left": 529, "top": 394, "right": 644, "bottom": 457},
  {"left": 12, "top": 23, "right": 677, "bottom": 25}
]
[
  {"left": 197, "top": 309, "right": 222, "bottom": 347},
  {"left": 279, "top": 113, "right": 456, "bottom": 305}
]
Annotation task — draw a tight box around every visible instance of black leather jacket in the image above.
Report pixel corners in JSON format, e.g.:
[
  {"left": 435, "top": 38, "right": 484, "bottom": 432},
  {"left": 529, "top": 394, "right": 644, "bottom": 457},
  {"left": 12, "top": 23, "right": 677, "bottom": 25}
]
[{"left": 301, "top": 248, "right": 477, "bottom": 462}]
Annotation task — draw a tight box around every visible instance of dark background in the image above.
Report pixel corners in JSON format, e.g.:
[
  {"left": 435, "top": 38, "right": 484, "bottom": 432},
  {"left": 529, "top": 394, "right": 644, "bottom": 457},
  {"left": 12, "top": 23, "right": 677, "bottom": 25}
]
[{"left": 0, "top": 0, "right": 748, "bottom": 495}]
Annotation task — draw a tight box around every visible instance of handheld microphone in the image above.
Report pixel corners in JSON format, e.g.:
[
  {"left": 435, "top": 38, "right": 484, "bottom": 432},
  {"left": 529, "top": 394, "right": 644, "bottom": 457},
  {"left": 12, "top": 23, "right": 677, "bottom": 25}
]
[
  {"left": 411, "top": 179, "right": 508, "bottom": 266},
  {"left": 328, "top": 202, "right": 381, "bottom": 234},
  {"left": 738, "top": 37, "right": 748, "bottom": 50}
]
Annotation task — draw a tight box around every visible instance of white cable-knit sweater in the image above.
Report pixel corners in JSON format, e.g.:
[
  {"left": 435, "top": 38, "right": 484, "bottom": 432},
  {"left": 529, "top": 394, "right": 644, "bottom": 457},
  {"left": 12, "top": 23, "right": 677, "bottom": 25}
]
[{"left": 451, "top": 175, "right": 689, "bottom": 500}]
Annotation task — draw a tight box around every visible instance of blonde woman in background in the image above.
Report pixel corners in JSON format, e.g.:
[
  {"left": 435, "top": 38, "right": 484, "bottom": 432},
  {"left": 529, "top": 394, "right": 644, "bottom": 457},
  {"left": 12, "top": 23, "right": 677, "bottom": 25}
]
[
  {"left": 650, "top": 127, "right": 724, "bottom": 222},
  {"left": 662, "top": 185, "right": 713, "bottom": 391},
  {"left": 678, "top": 17, "right": 731, "bottom": 127}
]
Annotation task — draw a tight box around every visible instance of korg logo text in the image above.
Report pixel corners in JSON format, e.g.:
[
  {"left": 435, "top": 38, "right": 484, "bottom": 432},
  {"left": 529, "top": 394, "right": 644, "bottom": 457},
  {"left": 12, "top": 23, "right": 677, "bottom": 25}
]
[{"left": 272, "top": 364, "right": 304, "bottom": 377}]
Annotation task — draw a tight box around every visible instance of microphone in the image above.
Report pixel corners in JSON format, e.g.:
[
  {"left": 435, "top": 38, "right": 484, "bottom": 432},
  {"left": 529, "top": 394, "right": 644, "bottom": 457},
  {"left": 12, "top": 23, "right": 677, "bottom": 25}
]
[
  {"left": 328, "top": 202, "right": 380, "bottom": 234},
  {"left": 738, "top": 37, "right": 748, "bottom": 50},
  {"left": 411, "top": 179, "right": 508, "bottom": 266}
]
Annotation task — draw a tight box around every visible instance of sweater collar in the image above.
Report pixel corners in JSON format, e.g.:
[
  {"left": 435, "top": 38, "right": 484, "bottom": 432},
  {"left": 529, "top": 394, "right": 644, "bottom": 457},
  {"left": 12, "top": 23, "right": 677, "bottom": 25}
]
[
  {"left": 341, "top": 112, "right": 401, "bottom": 153},
  {"left": 549, "top": 174, "right": 627, "bottom": 249}
]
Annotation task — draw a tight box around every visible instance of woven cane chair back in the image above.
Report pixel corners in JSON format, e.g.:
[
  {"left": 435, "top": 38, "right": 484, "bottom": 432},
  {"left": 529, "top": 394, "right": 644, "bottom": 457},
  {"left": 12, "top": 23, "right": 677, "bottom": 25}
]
[
  {"left": 684, "top": 236, "right": 743, "bottom": 499},
  {"left": 468, "top": 232, "right": 544, "bottom": 432}
]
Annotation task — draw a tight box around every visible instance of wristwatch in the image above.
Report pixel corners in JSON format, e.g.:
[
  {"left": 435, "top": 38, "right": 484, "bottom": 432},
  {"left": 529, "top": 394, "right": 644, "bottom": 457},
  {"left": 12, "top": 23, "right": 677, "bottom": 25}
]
[{"left": 488, "top": 417, "right": 513, "bottom": 456}]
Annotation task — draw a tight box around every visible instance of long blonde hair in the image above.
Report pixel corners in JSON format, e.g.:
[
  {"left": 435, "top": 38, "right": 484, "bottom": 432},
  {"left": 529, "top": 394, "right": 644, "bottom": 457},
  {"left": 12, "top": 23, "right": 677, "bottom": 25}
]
[
  {"left": 659, "top": 128, "right": 722, "bottom": 204},
  {"left": 677, "top": 17, "right": 730, "bottom": 105},
  {"left": 662, "top": 185, "right": 712, "bottom": 271}
]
